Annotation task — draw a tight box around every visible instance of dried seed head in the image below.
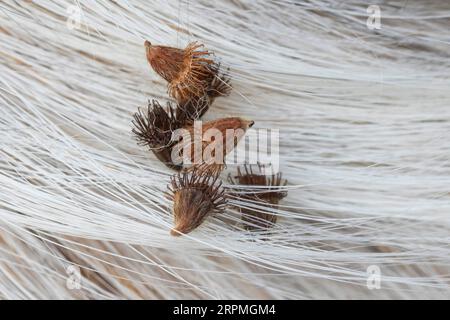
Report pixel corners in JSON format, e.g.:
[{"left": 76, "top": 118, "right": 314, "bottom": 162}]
[
  {"left": 132, "top": 99, "right": 210, "bottom": 170},
  {"left": 228, "top": 164, "right": 287, "bottom": 230},
  {"left": 132, "top": 100, "right": 179, "bottom": 149},
  {"left": 144, "top": 40, "right": 230, "bottom": 105},
  {"left": 132, "top": 100, "right": 182, "bottom": 170},
  {"left": 167, "top": 168, "right": 227, "bottom": 236},
  {"left": 200, "top": 117, "right": 254, "bottom": 134},
  {"left": 176, "top": 117, "right": 254, "bottom": 171},
  {"left": 145, "top": 40, "right": 187, "bottom": 83}
]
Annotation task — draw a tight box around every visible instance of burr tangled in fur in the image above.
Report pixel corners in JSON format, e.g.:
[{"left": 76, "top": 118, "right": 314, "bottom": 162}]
[
  {"left": 132, "top": 99, "right": 209, "bottom": 170},
  {"left": 228, "top": 164, "right": 287, "bottom": 230},
  {"left": 132, "top": 100, "right": 179, "bottom": 149},
  {"left": 144, "top": 40, "right": 231, "bottom": 105},
  {"left": 174, "top": 117, "right": 254, "bottom": 173},
  {"left": 167, "top": 168, "right": 227, "bottom": 236}
]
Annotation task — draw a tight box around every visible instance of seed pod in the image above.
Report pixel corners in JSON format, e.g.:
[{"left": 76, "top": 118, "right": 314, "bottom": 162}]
[
  {"left": 132, "top": 100, "right": 181, "bottom": 170},
  {"left": 228, "top": 164, "right": 287, "bottom": 230},
  {"left": 144, "top": 40, "right": 231, "bottom": 105},
  {"left": 173, "top": 117, "right": 254, "bottom": 173},
  {"left": 132, "top": 99, "right": 210, "bottom": 170},
  {"left": 167, "top": 168, "right": 227, "bottom": 236}
]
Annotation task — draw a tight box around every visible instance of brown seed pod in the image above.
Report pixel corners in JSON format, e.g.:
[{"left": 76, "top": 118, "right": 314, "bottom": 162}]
[
  {"left": 228, "top": 164, "right": 287, "bottom": 230},
  {"left": 132, "top": 99, "right": 210, "bottom": 170},
  {"left": 167, "top": 168, "right": 227, "bottom": 236},
  {"left": 144, "top": 40, "right": 231, "bottom": 105},
  {"left": 173, "top": 117, "right": 254, "bottom": 173}
]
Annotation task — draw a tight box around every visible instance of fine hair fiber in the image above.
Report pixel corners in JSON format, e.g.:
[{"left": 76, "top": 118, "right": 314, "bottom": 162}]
[{"left": 0, "top": 0, "right": 449, "bottom": 299}]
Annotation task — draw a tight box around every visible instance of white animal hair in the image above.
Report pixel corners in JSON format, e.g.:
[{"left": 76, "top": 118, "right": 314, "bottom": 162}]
[{"left": 0, "top": 0, "right": 449, "bottom": 299}]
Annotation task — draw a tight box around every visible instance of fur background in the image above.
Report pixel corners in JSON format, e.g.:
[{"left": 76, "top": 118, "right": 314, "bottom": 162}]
[{"left": 0, "top": 0, "right": 449, "bottom": 299}]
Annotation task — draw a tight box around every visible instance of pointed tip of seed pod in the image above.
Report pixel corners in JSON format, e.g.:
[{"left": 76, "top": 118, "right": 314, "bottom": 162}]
[
  {"left": 144, "top": 40, "right": 152, "bottom": 48},
  {"left": 241, "top": 119, "right": 254, "bottom": 129},
  {"left": 170, "top": 228, "right": 183, "bottom": 236}
]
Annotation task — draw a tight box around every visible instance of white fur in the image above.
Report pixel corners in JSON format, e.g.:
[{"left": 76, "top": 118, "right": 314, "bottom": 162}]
[{"left": 0, "top": 0, "right": 449, "bottom": 299}]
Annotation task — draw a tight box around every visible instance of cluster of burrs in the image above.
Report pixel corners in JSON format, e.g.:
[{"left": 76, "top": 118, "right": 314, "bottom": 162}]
[{"left": 132, "top": 40, "right": 287, "bottom": 236}]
